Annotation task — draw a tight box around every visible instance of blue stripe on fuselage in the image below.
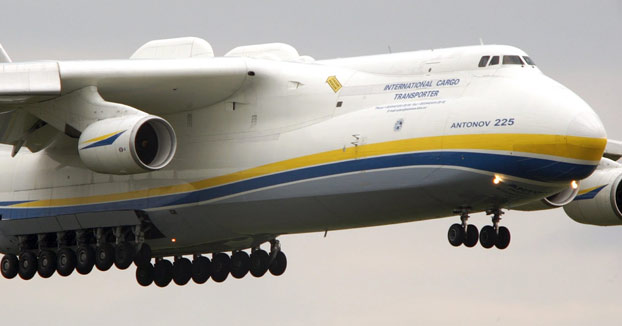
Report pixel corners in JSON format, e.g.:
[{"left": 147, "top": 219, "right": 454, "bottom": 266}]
[{"left": 0, "top": 151, "right": 596, "bottom": 219}]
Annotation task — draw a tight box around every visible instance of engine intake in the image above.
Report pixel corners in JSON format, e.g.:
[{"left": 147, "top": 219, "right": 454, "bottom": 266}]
[{"left": 78, "top": 115, "right": 176, "bottom": 174}]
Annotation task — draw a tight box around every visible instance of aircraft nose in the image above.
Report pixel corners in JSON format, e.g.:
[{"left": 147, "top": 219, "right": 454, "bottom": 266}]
[{"left": 567, "top": 106, "right": 607, "bottom": 140}]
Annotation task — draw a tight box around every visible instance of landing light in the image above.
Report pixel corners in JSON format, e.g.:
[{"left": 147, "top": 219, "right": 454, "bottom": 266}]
[
  {"left": 493, "top": 175, "right": 503, "bottom": 185},
  {"left": 171, "top": 238, "right": 177, "bottom": 243},
  {"left": 571, "top": 180, "right": 579, "bottom": 189}
]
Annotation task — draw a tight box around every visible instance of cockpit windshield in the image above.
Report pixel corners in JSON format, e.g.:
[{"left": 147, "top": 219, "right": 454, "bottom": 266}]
[
  {"left": 478, "top": 54, "right": 536, "bottom": 67},
  {"left": 502, "top": 55, "right": 524, "bottom": 65}
]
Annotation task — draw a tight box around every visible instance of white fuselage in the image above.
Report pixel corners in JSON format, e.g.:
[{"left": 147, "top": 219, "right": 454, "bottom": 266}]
[{"left": 0, "top": 45, "right": 607, "bottom": 255}]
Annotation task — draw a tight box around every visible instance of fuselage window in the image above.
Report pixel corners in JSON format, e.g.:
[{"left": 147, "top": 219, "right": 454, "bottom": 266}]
[
  {"left": 478, "top": 56, "right": 490, "bottom": 67},
  {"left": 502, "top": 55, "right": 524, "bottom": 65},
  {"left": 489, "top": 56, "right": 500, "bottom": 65},
  {"left": 523, "top": 56, "right": 536, "bottom": 65}
]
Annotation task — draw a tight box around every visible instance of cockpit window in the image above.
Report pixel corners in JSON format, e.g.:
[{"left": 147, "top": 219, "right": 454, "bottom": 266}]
[
  {"left": 523, "top": 56, "right": 536, "bottom": 65},
  {"left": 502, "top": 55, "right": 524, "bottom": 65},
  {"left": 478, "top": 56, "right": 490, "bottom": 67},
  {"left": 489, "top": 56, "right": 500, "bottom": 65}
]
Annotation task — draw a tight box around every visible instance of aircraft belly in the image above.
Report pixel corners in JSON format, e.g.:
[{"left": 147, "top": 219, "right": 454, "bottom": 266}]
[{"left": 144, "top": 165, "right": 565, "bottom": 252}]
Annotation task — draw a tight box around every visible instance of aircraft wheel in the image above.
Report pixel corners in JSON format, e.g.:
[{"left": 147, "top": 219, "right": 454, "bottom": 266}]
[
  {"left": 230, "top": 251, "right": 250, "bottom": 279},
  {"left": 479, "top": 225, "right": 497, "bottom": 249},
  {"left": 172, "top": 257, "right": 192, "bottom": 286},
  {"left": 211, "top": 253, "right": 231, "bottom": 283},
  {"left": 269, "top": 251, "right": 287, "bottom": 276},
  {"left": 19, "top": 252, "right": 37, "bottom": 280},
  {"left": 464, "top": 225, "right": 479, "bottom": 248},
  {"left": 447, "top": 223, "right": 464, "bottom": 247},
  {"left": 153, "top": 259, "right": 173, "bottom": 287},
  {"left": 1, "top": 254, "right": 18, "bottom": 279},
  {"left": 114, "top": 242, "right": 135, "bottom": 270},
  {"left": 495, "top": 226, "right": 511, "bottom": 250},
  {"left": 250, "top": 249, "right": 270, "bottom": 278},
  {"left": 136, "top": 262, "right": 154, "bottom": 287},
  {"left": 191, "top": 256, "right": 211, "bottom": 284},
  {"left": 76, "top": 246, "right": 95, "bottom": 275},
  {"left": 57, "top": 248, "right": 76, "bottom": 277},
  {"left": 37, "top": 250, "right": 57, "bottom": 278},
  {"left": 134, "top": 243, "right": 152, "bottom": 267},
  {"left": 95, "top": 243, "right": 115, "bottom": 271}
]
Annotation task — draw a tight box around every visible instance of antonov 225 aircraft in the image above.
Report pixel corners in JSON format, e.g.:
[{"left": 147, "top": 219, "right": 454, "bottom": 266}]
[{"left": 0, "top": 37, "right": 618, "bottom": 287}]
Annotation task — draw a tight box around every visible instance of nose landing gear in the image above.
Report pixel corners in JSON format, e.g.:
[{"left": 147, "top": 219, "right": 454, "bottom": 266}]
[
  {"left": 447, "top": 209, "right": 479, "bottom": 248},
  {"left": 447, "top": 208, "right": 511, "bottom": 250}
]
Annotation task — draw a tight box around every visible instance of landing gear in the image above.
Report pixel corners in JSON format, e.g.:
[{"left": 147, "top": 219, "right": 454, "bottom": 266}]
[
  {"left": 210, "top": 253, "right": 231, "bottom": 283},
  {"left": 1, "top": 254, "right": 18, "bottom": 279},
  {"left": 484, "top": 209, "right": 511, "bottom": 250},
  {"left": 114, "top": 242, "right": 135, "bottom": 270},
  {"left": 268, "top": 239, "right": 287, "bottom": 276},
  {"left": 250, "top": 248, "right": 270, "bottom": 278},
  {"left": 95, "top": 243, "right": 115, "bottom": 271},
  {"left": 37, "top": 250, "right": 57, "bottom": 278},
  {"left": 134, "top": 244, "right": 152, "bottom": 267},
  {"left": 153, "top": 259, "right": 173, "bottom": 287},
  {"left": 57, "top": 248, "right": 76, "bottom": 277},
  {"left": 172, "top": 257, "right": 192, "bottom": 286},
  {"left": 136, "top": 262, "right": 154, "bottom": 287},
  {"left": 230, "top": 251, "right": 250, "bottom": 279},
  {"left": 18, "top": 252, "right": 37, "bottom": 280},
  {"left": 447, "top": 209, "right": 479, "bottom": 248},
  {"left": 76, "top": 246, "right": 95, "bottom": 275},
  {"left": 447, "top": 208, "right": 511, "bottom": 250},
  {"left": 191, "top": 255, "right": 211, "bottom": 284}
]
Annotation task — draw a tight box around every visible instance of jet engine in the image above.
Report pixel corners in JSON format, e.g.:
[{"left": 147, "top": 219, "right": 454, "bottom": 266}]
[
  {"left": 78, "top": 115, "right": 176, "bottom": 174},
  {"left": 563, "top": 158, "right": 622, "bottom": 226}
]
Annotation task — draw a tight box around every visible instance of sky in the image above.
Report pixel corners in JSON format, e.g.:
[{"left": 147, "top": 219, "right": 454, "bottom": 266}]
[{"left": 0, "top": 1, "right": 621, "bottom": 325}]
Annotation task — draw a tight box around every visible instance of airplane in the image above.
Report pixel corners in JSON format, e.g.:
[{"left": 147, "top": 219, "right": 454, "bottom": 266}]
[{"left": 0, "top": 37, "right": 619, "bottom": 287}]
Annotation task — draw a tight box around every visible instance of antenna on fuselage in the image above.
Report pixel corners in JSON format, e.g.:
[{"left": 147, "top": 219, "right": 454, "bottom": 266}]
[
  {"left": 479, "top": 38, "right": 485, "bottom": 46},
  {"left": 387, "top": 45, "right": 392, "bottom": 54}
]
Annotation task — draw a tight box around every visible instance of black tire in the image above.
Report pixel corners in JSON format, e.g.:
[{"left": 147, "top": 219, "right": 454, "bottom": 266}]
[
  {"left": 76, "top": 246, "right": 95, "bottom": 275},
  {"left": 172, "top": 257, "right": 192, "bottom": 286},
  {"left": 1, "top": 254, "right": 18, "bottom": 279},
  {"left": 95, "top": 243, "right": 115, "bottom": 271},
  {"left": 230, "top": 251, "right": 250, "bottom": 279},
  {"left": 136, "top": 263, "right": 154, "bottom": 287},
  {"left": 495, "top": 226, "right": 511, "bottom": 250},
  {"left": 211, "top": 253, "right": 231, "bottom": 283},
  {"left": 153, "top": 259, "right": 173, "bottom": 287},
  {"left": 269, "top": 251, "right": 287, "bottom": 276},
  {"left": 37, "top": 250, "right": 57, "bottom": 278},
  {"left": 134, "top": 243, "right": 152, "bottom": 267},
  {"left": 57, "top": 248, "right": 76, "bottom": 277},
  {"left": 480, "top": 225, "right": 497, "bottom": 249},
  {"left": 115, "top": 242, "right": 136, "bottom": 270},
  {"left": 19, "top": 252, "right": 37, "bottom": 280},
  {"left": 464, "top": 224, "right": 479, "bottom": 248},
  {"left": 191, "top": 256, "right": 211, "bottom": 284},
  {"left": 250, "top": 249, "right": 270, "bottom": 278},
  {"left": 447, "top": 223, "right": 464, "bottom": 247}
]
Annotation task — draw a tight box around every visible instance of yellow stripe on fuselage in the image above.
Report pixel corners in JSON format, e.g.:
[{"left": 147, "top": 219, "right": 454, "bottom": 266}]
[{"left": 11, "top": 133, "right": 606, "bottom": 208}]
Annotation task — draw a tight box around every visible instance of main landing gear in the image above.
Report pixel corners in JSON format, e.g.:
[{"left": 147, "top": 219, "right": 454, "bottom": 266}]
[
  {"left": 447, "top": 209, "right": 511, "bottom": 250},
  {"left": 135, "top": 239, "right": 287, "bottom": 287}
]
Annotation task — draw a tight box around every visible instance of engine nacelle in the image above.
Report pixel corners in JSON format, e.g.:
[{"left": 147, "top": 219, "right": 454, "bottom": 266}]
[
  {"left": 78, "top": 115, "right": 177, "bottom": 174},
  {"left": 563, "top": 158, "right": 622, "bottom": 226}
]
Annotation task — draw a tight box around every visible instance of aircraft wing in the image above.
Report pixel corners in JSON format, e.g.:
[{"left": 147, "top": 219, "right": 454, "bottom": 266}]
[
  {"left": 0, "top": 38, "right": 250, "bottom": 153},
  {"left": 604, "top": 139, "right": 622, "bottom": 161}
]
